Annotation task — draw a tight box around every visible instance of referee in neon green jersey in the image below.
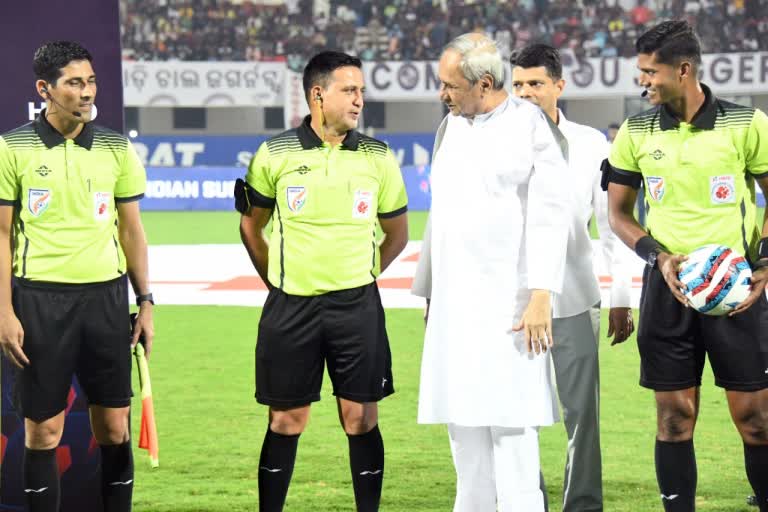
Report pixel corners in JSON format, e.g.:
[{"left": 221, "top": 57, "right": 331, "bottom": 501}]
[
  {"left": 0, "top": 41, "right": 153, "bottom": 512},
  {"left": 605, "top": 21, "right": 768, "bottom": 511},
  {"left": 236, "top": 51, "right": 408, "bottom": 512}
]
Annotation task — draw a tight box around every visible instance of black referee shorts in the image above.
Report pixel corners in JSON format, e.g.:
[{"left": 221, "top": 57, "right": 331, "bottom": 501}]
[
  {"left": 255, "top": 282, "right": 394, "bottom": 408},
  {"left": 638, "top": 265, "right": 768, "bottom": 392},
  {"left": 12, "top": 275, "right": 132, "bottom": 422}
]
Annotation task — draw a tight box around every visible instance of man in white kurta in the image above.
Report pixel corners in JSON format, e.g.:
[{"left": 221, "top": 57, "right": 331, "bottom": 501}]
[
  {"left": 511, "top": 44, "right": 635, "bottom": 512},
  {"left": 413, "top": 33, "right": 570, "bottom": 511}
]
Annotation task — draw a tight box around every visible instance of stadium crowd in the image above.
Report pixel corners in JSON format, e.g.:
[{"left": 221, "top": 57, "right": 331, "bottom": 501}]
[{"left": 121, "top": 0, "right": 768, "bottom": 62}]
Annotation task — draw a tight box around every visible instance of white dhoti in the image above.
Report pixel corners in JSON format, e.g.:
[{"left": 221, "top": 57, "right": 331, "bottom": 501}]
[{"left": 449, "top": 425, "right": 544, "bottom": 512}]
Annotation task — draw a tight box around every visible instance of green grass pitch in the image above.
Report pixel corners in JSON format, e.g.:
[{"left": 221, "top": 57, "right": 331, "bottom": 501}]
[{"left": 130, "top": 211, "right": 757, "bottom": 511}]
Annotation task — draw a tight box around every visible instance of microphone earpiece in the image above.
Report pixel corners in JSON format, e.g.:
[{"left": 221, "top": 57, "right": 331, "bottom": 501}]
[
  {"left": 42, "top": 86, "right": 82, "bottom": 118},
  {"left": 315, "top": 94, "right": 322, "bottom": 102}
]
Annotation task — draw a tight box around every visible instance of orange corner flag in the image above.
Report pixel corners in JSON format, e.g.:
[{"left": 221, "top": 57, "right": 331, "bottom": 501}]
[{"left": 134, "top": 342, "right": 159, "bottom": 467}]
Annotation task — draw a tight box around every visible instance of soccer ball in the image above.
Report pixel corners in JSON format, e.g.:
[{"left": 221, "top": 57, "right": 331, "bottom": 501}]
[{"left": 678, "top": 244, "right": 752, "bottom": 316}]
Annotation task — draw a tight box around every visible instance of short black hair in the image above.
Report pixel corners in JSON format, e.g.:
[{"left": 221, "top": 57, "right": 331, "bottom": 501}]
[
  {"left": 635, "top": 20, "right": 701, "bottom": 68},
  {"left": 608, "top": 123, "right": 620, "bottom": 130},
  {"left": 510, "top": 44, "right": 562, "bottom": 80},
  {"left": 33, "top": 41, "right": 93, "bottom": 84},
  {"left": 302, "top": 51, "right": 362, "bottom": 101}
]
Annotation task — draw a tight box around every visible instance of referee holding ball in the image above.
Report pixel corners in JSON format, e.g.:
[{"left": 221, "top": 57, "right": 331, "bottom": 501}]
[{"left": 605, "top": 21, "right": 768, "bottom": 511}]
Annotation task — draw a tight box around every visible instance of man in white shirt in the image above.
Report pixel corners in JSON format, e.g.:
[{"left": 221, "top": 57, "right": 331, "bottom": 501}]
[
  {"left": 511, "top": 43, "right": 635, "bottom": 512},
  {"left": 412, "top": 33, "right": 570, "bottom": 511}
]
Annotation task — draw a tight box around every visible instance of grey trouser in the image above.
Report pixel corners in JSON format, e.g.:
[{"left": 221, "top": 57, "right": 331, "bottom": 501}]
[{"left": 545, "top": 306, "right": 603, "bottom": 512}]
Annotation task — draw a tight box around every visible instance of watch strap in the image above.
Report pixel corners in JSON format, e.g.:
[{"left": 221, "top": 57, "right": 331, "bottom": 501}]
[
  {"left": 136, "top": 293, "right": 154, "bottom": 306},
  {"left": 635, "top": 236, "right": 665, "bottom": 267},
  {"left": 758, "top": 237, "right": 768, "bottom": 259}
]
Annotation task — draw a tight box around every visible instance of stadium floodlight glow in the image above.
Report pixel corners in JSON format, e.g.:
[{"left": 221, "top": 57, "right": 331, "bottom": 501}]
[{"left": 129, "top": 129, "right": 138, "bottom": 138}]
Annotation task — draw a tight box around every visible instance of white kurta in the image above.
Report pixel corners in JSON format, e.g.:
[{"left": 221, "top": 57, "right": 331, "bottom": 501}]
[{"left": 417, "top": 96, "right": 570, "bottom": 428}]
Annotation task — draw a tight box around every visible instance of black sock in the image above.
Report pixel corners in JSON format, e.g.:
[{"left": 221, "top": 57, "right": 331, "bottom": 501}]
[
  {"left": 745, "top": 443, "right": 768, "bottom": 512},
  {"left": 100, "top": 442, "right": 134, "bottom": 512},
  {"left": 348, "top": 425, "right": 384, "bottom": 512},
  {"left": 23, "top": 447, "right": 60, "bottom": 512},
  {"left": 655, "top": 439, "right": 696, "bottom": 511},
  {"left": 258, "top": 428, "right": 300, "bottom": 512}
]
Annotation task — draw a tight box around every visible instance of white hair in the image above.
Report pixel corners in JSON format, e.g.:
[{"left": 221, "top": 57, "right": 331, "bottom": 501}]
[{"left": 443, "top": 33, "right": 505, "bottom": 90}]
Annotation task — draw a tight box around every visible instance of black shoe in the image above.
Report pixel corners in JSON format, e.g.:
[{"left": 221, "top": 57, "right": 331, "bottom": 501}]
[{"left": 748, "top": 495, "right": 758, "bottom": 507}]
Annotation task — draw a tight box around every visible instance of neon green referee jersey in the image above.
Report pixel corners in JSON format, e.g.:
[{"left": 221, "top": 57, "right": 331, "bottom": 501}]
[
  {"left": 609, "top": 84, "right": 768, "bottom": 258},
  {"left": 0, "top": 112, "right": 146, "bottom": 283},
  {"left": 246, "top": 116, "right": 408, "bottom": 296}
]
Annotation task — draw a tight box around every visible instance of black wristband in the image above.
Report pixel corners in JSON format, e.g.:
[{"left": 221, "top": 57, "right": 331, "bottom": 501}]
[
  {"left": 758, "top": 237, "right": 768, "bottom": 259},
  {"left": 753, "top": 258, "right": 768, "bottom": 270},
  {"left": 635, "top": 236, "right": 665, "bottom": 264},
  {"left": 136, "top": 293, "right": 154, "bottom": 306}
]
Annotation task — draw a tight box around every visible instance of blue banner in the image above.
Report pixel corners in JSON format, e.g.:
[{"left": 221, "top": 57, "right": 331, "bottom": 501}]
[
  {"left": 134, "top": 133, "right": 436, "bottom": 168},
  {"left": 144, "top": 165, "right": 432, "bottom": 211},
  {"left": 401, "top": 165, "right": 431, "bottom": 211},
  {"left": 144, "top": 167, "right": 242, "bottom": 210}
]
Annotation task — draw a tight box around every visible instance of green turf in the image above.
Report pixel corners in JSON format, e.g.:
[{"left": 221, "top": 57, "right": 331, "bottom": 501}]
[
  {"left": 130, "top": 210, "right": 761, "bottom": 510},
  {"left": 131, "top": 307, "right": 753, "bottom": 511}
]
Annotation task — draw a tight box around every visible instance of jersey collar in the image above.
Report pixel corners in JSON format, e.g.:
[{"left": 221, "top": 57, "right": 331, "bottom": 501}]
[
  {"left": 34, "top": 109, "right": 94, "bottom": 150},
  {"left": 659, "top": 83, "right": 717, "bottom": 131},
  {"left": 296, "top": 115, "right": 360, "bottom": 151}
]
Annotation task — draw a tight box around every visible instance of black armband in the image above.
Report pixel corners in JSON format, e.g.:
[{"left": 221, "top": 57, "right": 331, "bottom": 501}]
[
  {"left": 600, "top": 159, "right": 611, "bottom": 191},
  {"left": 600, "top": 159, "right": 643, "bottom": 191},
  {"left": 234, "top": 178, "right": 275, "bottom": 213},
  {"left": 234, "top": 178, "right": 250, "bottom": 213},
  {"left": 635, "top": 235, "right": 666, "bottom": 267}
]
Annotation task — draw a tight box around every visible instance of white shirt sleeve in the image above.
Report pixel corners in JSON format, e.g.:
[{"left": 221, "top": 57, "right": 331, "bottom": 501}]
[
  {"left": 592, "top": 137, "right": 632, "bottom": 308},
  {"left": 526, "top": 110, "right": 570, "bottom": 293}
]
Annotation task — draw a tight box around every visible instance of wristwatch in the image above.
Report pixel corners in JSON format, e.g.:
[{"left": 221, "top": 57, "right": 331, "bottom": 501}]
[
  {"left": 136, "top": 293, "right": 155, "bottom": 306},
  {"left": 759, "top": 237, "right": 768, "bottom": 259},
  {"left": 647, "top": 247, "right": 663, "bottom": 268}
]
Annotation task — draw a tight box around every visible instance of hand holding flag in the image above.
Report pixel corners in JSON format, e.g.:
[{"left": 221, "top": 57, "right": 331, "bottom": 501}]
[{"left": 131, "top": 313, "right": 159, "bottom": 468}]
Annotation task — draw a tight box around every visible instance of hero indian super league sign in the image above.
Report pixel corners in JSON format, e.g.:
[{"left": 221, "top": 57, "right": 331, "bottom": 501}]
[{"left": 0, "top": 1, "right": 123, "bottom": 510}]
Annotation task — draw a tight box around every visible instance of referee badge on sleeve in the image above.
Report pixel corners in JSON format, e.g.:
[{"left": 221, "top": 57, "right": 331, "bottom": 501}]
[
  {"left": 28, "top": 189, "right": 51, "bottom": 217},
  {"left": 94, "top": 192, "right": 112, "bottom": 220},
  {"left": 352, "top": 190, "right": 372, "bottom": 219}
]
